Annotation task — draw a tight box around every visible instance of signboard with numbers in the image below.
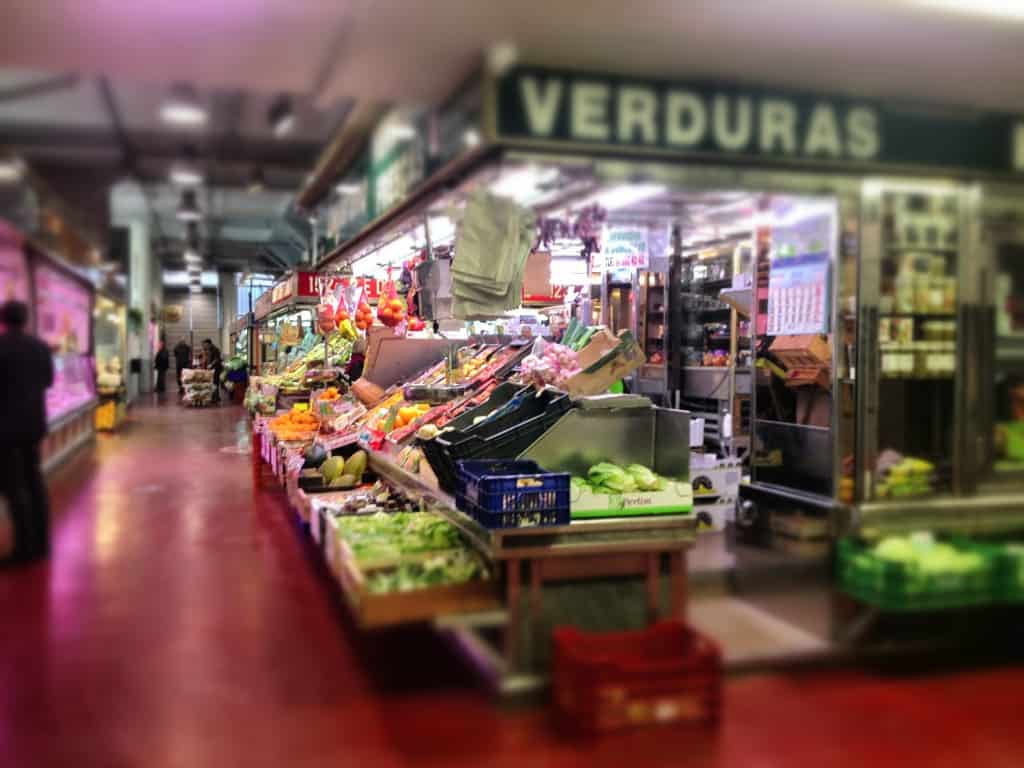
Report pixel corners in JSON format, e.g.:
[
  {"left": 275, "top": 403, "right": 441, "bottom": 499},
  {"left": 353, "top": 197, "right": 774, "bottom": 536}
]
[{"left": 767, "top": 253, "right": 830, "bottom": 336}]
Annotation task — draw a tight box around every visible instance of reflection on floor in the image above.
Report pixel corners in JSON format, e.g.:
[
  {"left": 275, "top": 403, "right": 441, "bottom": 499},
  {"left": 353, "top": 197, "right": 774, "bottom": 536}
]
[{"left": 689, "top": 528, "right": 833, "bottom": 665}]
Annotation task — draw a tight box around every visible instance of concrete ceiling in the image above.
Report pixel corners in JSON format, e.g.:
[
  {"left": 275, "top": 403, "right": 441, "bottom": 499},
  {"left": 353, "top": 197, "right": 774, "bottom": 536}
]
[
  {"left": 1, "top": 0, "right": 1024, "bottom": 111},
  {"left": 3, "top": 0, "right": 1024, "bottom": 273}
]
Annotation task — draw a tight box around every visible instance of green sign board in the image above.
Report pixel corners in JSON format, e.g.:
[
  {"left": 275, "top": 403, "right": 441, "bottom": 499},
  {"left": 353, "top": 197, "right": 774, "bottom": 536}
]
[{"left": 495, "top": 66, "right": 1024, "bottom": 176}]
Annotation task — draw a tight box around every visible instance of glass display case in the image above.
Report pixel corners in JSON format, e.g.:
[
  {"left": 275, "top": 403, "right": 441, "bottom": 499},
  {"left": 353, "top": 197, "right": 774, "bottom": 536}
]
[
  {"left": 859, "top": 182, "right": 963, "bottom": 502},
  {"left": 33, "top": 262, "right": 96, "bottom": 424}
]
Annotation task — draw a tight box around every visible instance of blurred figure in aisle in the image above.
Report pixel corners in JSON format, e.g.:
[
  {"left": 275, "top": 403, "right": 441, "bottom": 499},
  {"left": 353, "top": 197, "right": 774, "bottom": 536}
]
[
  {"left": 202, "top": 339, "right": 223, "bottom": 403},
  {"left": 173, "top": 338, "right": 191, "bottom": 390},
  {"left": 154, "top": 340, "right": 170, "bottom": 394},
  {"left": 0, "top": 301, "right": 54, "bottom": 563}
]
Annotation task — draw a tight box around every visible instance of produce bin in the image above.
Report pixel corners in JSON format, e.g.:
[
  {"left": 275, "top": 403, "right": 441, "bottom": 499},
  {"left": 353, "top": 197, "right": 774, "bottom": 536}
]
[
  {"left": 552, "top": 621, "right": 721, "bottom": 733},
  {"left": 456, "top": 459, "right": 571, "bottom": 529},
  {"left": 521, "top": 398, "right": 691, "bottom": 519},
  {"left": 837, "top": 537, "right": 996, "bottom": 611},
  {"left": 422, "top": 387, "right": 572, "bottom": 493}
]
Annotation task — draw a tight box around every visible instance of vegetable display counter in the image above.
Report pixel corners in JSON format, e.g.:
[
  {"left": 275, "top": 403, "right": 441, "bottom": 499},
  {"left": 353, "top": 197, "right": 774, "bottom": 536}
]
[{"left": 253, "top": 399, "right": 696, "bottom": 695}]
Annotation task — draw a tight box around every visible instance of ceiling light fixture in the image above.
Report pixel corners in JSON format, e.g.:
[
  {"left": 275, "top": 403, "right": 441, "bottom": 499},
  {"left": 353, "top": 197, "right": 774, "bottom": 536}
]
[
  {"left": 269, "top": 95, "right": 296, "bottom": 138},
  {"left": 183, "top": 248, "right": 202, "bottom": 264},
  {"left": 462, "top": 128, "right": 482, "bottom": 148},
  {"left": 387, "top": 122, "right": 417, "bottom": 142},
  {"left": 176, "top": 190, "right": 202, "bottom": 221},
  {"left": 336, "top": 181, "right": 361, "bottom": 195},
  {"left": 169, "top": 163, "right": 203, "bottom": 186},
  {"left": 592, "top": 183, "right": 667, "bottom": 212},
  {"left": 189, "top": 284, "right": 202, "bottom": 294},
  {"left": 0, "top": 156, "right": 26, "bottom": 184},
  {"left": 160, "top": 84, "right": 208, "bottom": 127}
]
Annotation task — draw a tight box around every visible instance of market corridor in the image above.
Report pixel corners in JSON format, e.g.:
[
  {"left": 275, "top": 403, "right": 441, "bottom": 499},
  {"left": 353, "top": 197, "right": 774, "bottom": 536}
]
[{"left": 3, "top": 401, "right": 1024, "bottom": 768}]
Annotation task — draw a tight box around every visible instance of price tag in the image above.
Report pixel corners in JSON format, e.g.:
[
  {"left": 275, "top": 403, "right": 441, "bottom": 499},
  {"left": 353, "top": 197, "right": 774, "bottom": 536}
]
[
  {"left": 319, "top": 431, "right": 358, "bottom": 451},
  {"left": 286, "top": 451, "right": 305, "bottom": 478}
]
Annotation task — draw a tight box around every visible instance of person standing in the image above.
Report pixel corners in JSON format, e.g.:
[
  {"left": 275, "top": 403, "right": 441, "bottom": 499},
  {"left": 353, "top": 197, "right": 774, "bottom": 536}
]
[
  {"left": 154, "top": 340, "right": 170, "bottom": 394},
  {"left": 202, "top": 339, "right": 223, "bottom": 403},
  {"left": 173, "top": 338, "right": 191, "bottom": 390},
  {"left": 0, "top": 301, "right": 55, "bottom": 562}
]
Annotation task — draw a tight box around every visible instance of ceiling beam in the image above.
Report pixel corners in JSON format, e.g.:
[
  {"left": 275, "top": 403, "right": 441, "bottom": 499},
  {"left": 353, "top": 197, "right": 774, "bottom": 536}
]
[
  {"left": 0, "top": 73, "right": 80, "bottom": 103},
  {"left": 296, "top": 100, "right": 387, "bottom": 211},
  {"left": 0, "top": 124, "right": 323, "bottom": 169}
]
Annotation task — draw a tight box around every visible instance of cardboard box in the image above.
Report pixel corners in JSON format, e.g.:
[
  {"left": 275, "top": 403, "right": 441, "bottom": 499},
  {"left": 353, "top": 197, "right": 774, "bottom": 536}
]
[
  {"left": 563, "top": 333, "right": 645, "bottom": 396},
  {"left": 522, "top": 250, "right": 552, "bottom": 297},
  {"left": 571, "top": 481, "right": 693, "bottom": 519},
  {"left": 575, "top": 328, "right": 619, "bottom": 369},
  {"left": 770, "top": 334, "right": 831, "bottom": 369}
]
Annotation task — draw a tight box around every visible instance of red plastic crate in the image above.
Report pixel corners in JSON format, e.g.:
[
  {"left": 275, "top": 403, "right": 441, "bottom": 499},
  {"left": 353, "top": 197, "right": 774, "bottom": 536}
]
[{"left": 552, "top": 621, "right": 721, "bottom": 733}]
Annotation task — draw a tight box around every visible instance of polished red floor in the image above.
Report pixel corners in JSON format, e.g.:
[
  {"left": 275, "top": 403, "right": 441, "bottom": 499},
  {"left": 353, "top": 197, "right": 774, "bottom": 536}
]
[{"left": 2, "top": 400, "right": 1024, "bottom": 767}]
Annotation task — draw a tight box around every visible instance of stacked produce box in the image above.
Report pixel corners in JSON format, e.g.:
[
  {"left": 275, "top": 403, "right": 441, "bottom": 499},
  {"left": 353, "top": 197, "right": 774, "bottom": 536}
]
[{"left": 181, "top": 369, "right": 215, "bottom": 407}]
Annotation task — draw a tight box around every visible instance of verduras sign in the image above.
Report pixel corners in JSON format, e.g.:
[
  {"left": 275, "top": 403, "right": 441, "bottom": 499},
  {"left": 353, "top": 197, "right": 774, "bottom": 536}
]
[{"left": 495, "top": 66, "right": 1024, "bottom": 175}]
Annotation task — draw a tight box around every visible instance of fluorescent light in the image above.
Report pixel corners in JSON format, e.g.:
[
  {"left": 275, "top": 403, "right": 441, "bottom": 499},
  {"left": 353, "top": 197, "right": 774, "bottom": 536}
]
[
  {"left": 160, "top": 85, "right": 207, "bottom": 126},
  {"left": 491, "top": 165, "right": 560, "bottom": 203},
  {"left": 462, "top": 128, "right": 482, "bottom": 148},
  {"left": 336, "top": 182, "right": 361, "bottom": 195},
  {"left": 169, "top": 164, "right": 203, "bottom": 186},
  {"left": 269, "top": 95, "right": 295, "bottom": 138},
  {"left": 388, "top": 123, "right": 416, "bottom": 141},
  {"left": 272, "top": 113, "right": 295, "bottom": 138},
  {"left": 164, "top": 269, "right": 218, "bottom": 287},
  {"left": 913, "top": 0, "right": 1024, "bottom": 20},
  {"left": 183, "top": 249, "right": 202, "bottom": 264},
  {"left": 189, "top": 284, "right": 202, "bottom": 294},
  {"left": 0, "top": 157, "right": 25, "bottom": 184},
  {"left": 593, "top": 184, "right": 667, "bottom": 211}
]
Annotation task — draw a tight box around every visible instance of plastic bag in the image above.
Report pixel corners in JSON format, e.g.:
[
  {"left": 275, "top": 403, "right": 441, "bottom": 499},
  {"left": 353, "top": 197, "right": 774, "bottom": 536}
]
[
  {"left": 316, "top": 303, "right": 336, "bottom": 334},
  {"left": 353, "top": 284, "right": 374, "bottom": 331},
  {"left": 376, "top": 269, "right": 407, "bottom": 329}
]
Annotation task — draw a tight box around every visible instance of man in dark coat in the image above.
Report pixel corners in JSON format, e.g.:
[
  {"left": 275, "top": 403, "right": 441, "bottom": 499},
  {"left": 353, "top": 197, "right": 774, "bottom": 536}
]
[
  {"left": 0, "top": 301, "right": 55, "bottom": 562},
  {"left": 173, "top": 339, "right": 191, "bottom": 390},
  {"left": 202, "top": 339, "right": 223, "bottom": 403},
  {"left": 154, "top": 340, "right": 170, "bottom": 393}
]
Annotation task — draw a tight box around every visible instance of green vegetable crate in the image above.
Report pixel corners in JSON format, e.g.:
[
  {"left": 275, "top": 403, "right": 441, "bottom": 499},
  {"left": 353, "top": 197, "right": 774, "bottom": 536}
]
[{"left": 837, "top": 538, "right": 996, "bottom": 612}]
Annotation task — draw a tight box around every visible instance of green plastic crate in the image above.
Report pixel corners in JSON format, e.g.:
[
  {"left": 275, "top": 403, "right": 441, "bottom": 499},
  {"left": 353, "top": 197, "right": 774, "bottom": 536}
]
[{"left": 837, "top": 538, "right": 996, "bottom": 612}]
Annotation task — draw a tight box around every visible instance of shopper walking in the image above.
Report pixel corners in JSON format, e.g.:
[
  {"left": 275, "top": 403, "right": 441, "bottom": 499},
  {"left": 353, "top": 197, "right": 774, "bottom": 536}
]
[
  {"left": 202, "top": 339, "right": 223, "bottom": 403},
  {"left": 0, "top": 301, "right": 54, "bottom": 562},
  {"left": 173, "top": 339, "right": 191, "bottom": 390},
  {"left": 154, "top": 340, "right": 170, "bottom": 394}
]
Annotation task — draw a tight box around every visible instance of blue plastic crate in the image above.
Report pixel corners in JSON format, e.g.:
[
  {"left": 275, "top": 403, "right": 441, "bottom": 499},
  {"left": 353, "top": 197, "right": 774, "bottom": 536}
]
[{"left": 456, "top": 459, "right": 570, "bottom": 529}]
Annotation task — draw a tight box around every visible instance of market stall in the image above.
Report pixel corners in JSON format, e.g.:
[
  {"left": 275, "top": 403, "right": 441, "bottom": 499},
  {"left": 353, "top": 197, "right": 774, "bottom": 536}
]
[
  {"left": 93, "top": 294, "right": 127, "bottom": 431},
  {"left": 1, "top": 220, "right": 98, "bottom": 470},
  {"left": 278, "top": 60, "right": 1024, "bottom": 676},
  {"left": 252, "top": 271, "right": 321, "bottom": 376}
]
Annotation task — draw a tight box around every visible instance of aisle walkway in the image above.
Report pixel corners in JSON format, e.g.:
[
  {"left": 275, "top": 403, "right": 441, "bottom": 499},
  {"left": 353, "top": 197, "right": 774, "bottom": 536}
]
[{"left": 2, "top": 400, "right": 1024, "bottom": 768}]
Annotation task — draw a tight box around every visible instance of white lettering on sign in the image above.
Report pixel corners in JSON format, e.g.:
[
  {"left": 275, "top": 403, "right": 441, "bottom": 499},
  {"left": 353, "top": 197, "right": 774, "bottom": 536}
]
[
  {"left": 572, "top": 82, "right": 611, "bottom": 141},
  {"left": 760, "top": 99, "right": 798, "bottom": 154},
  {"left": 617, "top": 86, "right": 658, "bottom": 144},
  {"left": 846, "top": 107, "right": 880, "bottom": 159},
  {"left": 712, "top": 95, "right": 753, "bottom": 151},
  {"left": 515, "top": 76, "right": 883, "bottom": 163},
  {"left": 520, "top": 76, "right": 563, "bottom": 137},
  {"left": 665, "top": 91, "right": 706, "bottom": 147},
  {"left": 804, "top": 104, "right": 842, "bottom": 157}
]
